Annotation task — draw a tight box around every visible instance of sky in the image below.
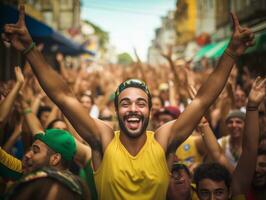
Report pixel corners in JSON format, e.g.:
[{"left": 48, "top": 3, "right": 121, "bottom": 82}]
[{"left": 81, "top": 0, "right": 176, "bottom": 61}]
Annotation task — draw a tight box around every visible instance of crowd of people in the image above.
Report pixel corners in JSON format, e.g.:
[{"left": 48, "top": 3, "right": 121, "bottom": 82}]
[{"left": 0, "top": 4, "right": 266, "bottom": 200}]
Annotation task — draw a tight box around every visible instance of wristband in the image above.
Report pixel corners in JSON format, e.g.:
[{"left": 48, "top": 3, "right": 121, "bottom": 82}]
[
  {"left": 23, "top": 108, "right": 32, "bottom": 115},
  {"left": 246, "top": 106, "right": 258, "bottom": 111},
  {"left": 22, "top": 42, "right": 36, "bottom": 55},
  {"left": 224, "top": 48, "right": 238, "bottom": 61}
]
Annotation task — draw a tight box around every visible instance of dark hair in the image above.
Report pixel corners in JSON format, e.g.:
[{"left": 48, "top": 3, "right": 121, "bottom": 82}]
[
  {"left": 37, "top": 106, "right": 52, "bottom": 119},
  {"left": 6, "top": 173, "right": 91, "bottom": 200},
  {"left": 114, "top": 79, "right": 152, "bottom": 110},
  {"left": 46, "top": 118, "right": 64, "bottom": 130},
  {"left": 172, "top": 163, "right": 191, "bottom": 177},
  {"left": 152, "top": 95, "right": 164, "bottom": 107},
  {"left": 46, "top": 146, "right": 71, "bottom": 169},
  {"left": 80, "top": 93, "right": 94, "bottom": 105},
  {"left": 99, "top": 115, "right": 113, "bottom": 121},
  {"left": 193, "top": 163, "right": 231, "bottom": 190}
]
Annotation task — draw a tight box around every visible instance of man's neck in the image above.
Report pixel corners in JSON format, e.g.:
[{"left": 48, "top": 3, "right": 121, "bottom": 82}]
[{"left": 119, "top": 131, "right": 147, "bottom": 156}]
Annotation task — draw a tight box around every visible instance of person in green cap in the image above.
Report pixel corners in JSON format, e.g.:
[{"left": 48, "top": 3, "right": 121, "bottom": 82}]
[
  {"left": 2, "top": 4, "right": 255, "bottom": 200},
  {"left": 0, "top": 128, "right": 77, "bottom": 179},
  {"left": 22, "top": 128, "right": 76, "bottom": 174}
]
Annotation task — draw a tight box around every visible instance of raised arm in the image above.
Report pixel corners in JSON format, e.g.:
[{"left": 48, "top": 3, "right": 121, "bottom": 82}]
[
  {"left": 156, "top": 13, "right": 255, "bottom": 154},
  {"left": 2, "top": 5, "right": 113, "bottom": 157},
  {"left": 20, "top": 91, "right": 92, "bottom": 168},
  {"left": 133, "top": 48, "right": 147, "bottom": 83},
  {"left": 198, "top": 118, "right": 234, "bottom": 173},
  {"left": 187, "top": 85, "right": 234, "bottom": 172},
  {"left": 0, "top": 67, "right": 24, "bottom": 128},
  {"left": 231, "top": 77, "right": 266, "bottom": 196},
  {"left": 19, "top": 92, "right": 44, "bottom": 135}
]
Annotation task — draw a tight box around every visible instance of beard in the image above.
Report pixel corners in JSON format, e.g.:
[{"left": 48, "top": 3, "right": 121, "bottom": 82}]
[
  {"left": 22, "top": 154, "right": 51, "bottom": 174},
  {"left": 252, "top": 173, "right": 266, "bottom": 190},
  {"left": 118, "top": 112, "right": 150, "bottom": 139}
]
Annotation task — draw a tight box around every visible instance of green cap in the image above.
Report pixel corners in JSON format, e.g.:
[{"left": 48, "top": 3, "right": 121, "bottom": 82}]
[{"left": 34, "top": 129, "right": 76, "bottom": 161}]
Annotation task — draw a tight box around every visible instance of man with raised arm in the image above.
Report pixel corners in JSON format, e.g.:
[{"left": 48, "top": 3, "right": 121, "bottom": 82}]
[{"left": 2, "top": 5, "right": 255, "bottom": 200}]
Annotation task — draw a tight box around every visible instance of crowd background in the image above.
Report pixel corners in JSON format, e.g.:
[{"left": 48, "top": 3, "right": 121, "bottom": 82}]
[
  {"left": 0, "top": 1, "right": 266, "bottom": 200},
  {"left": 0, "top": 44, "right": 265, "bottom": 199}
]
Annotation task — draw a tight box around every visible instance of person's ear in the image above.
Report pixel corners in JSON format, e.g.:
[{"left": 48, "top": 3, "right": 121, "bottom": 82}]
[{"left": 49, "top": 153, "right": 61, "bottom": 166}]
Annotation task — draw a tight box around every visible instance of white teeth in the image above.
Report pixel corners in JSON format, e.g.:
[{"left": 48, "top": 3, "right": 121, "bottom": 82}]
[{"left": 127, "top": 117, "right": 140, "bottom": 122}]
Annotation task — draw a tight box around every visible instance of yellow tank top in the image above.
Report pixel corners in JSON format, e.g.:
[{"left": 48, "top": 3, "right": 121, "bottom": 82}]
[
  {"left": 175, "top": 135, "right": 203, "bottom": 166},
  {"left": 94, "top": 131, "right": 170, "bottom": 200}
]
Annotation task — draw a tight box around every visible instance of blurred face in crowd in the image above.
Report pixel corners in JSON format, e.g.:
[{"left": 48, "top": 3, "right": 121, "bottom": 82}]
[
  {"left": 22, "top": 140, "right": 54, "bottom": 174},
  {"left": 151, "top": 96, "right": 163, "bottom": 115},
  {"left": 234, "top": 88, "right": 246, "bottom": 109},
  {"left": 157, "top": 113, "right": 175, "bottom": 129},
  {"left": 226, "top": 117, "right": 244, "bottom": 139},
  {"left": 160, "top": 89, "right": 169, "bottom": 102},
  {"left": 52, "top": 121, "right": 68, "bottom": 131},
  {"left": 197, "top": 179, "right": 230, "bottom": 200},
  {"left": 39, "top": 111, "right": 50, "bottom": 127},
  {"left": 167, "top": 168, "right": 191, "bottom": 199},
  {"left": 117, "top": 88, "right": 150, "bottom": 138},
  {"left": 80, "top": 95, "right": 93, "bottom": 112},
  {"left": 252, "top": 154, "right": 266, "bottom": 189}
]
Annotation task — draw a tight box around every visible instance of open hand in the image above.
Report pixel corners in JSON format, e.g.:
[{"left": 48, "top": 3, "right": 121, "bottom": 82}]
[
  {"left": 14, "top": 66, "right": 25, "bottom": 85},
  {"left": 248, "top": 76, "right": 266, "bottom": 107}
]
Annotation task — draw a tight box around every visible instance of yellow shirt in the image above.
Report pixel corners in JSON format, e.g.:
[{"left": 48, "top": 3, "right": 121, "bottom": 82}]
[
  {"left": 191, "top": 184, "right": 200, "bottom": 200},
  {"left": 0, "top": 147, "right": 23, "bottom": 180},
  {"left": 176, "top": 135, "right": 203, "bottom": 166},
  {"left": 94, "top": 131, "right": 170, "bottom": 200},
  {"left": 232, "top": 194, "right": 246, "bottom": 200}
]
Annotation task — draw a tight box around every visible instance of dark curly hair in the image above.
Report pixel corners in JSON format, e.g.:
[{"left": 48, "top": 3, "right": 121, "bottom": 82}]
[{"left": 193, "top": 163, "right": 232, "bottom": 190}]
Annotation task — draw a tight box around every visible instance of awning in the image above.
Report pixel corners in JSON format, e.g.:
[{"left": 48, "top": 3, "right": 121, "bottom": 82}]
[
  {"left": 193, "top": 39, "right": 229, "bottom": 61},
  {"left": 194, "top": 29, "right": 266, "bottom": 61},
  {"left": 245, "top": 30, "right": 266, "bottom": 54},
  {"left": 205, "top": 39, "right": 230, "bottom": 59},
  {"left": 193, "top": 43, "right": 216, "bottom": 62},
  {"left": 0, "top": 3, "right": 95, "bottom": 56}
]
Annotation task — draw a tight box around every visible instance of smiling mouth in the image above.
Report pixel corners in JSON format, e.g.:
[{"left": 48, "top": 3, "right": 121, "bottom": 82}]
[
  {"left": 255, "top": 174, "right": 266, "bottom": 180},
  {"left": 174, "top": 178, "right": 186, "bottom": 185},
  {"left": 125, "top": 115, "right": 142, "bottom": 129},
  {"left": 127, "top": 117, "right": 141, "bottom": 122}
]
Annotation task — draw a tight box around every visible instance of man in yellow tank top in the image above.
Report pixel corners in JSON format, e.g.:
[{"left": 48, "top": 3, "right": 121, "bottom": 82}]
[{"left": 3, "top": 6, "right": 255, "bottom": 199}]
